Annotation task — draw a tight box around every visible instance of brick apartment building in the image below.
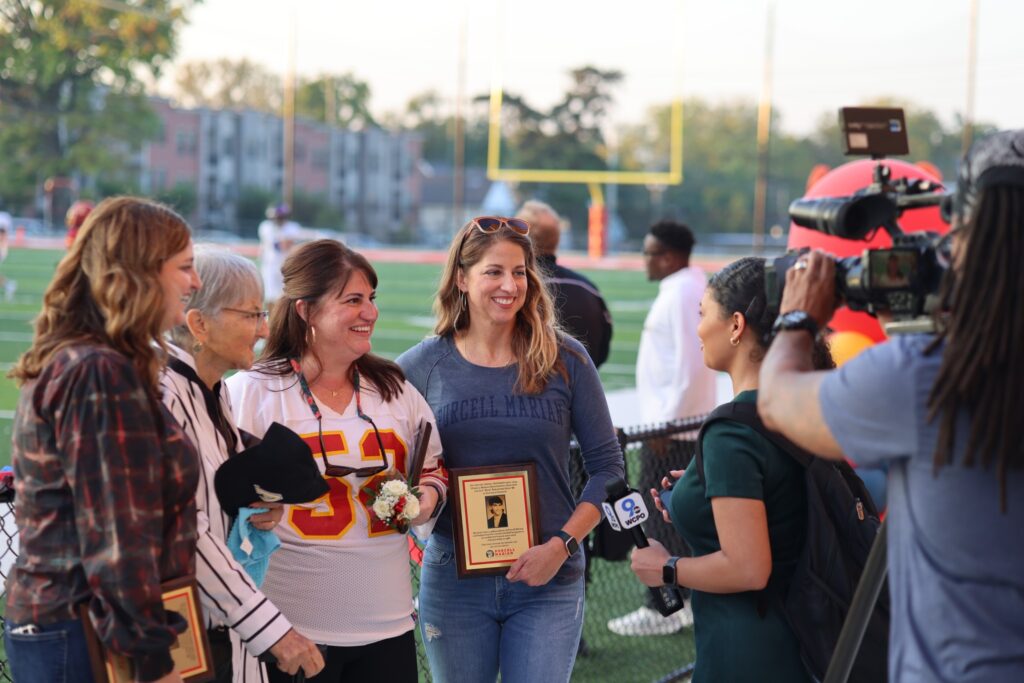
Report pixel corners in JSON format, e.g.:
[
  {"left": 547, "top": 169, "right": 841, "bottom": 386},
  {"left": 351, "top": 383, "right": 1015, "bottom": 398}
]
[{"left": 139, "top": 98, "right": 422, "bottom": 240}]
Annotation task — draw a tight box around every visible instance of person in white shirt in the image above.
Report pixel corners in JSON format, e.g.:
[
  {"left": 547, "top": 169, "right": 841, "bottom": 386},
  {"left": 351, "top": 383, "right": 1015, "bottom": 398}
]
[
  {"left": 258, "top": 204, "right": 305, "bottom": 304},
  {"left": 163, "top": 247, "right": 324, "bottom": 682},
  {"left": 227, "top": 239, "right": 447, "bottom": 683},
  {"left": 608, "top": 220, "right": 717, "bottom": 637}
]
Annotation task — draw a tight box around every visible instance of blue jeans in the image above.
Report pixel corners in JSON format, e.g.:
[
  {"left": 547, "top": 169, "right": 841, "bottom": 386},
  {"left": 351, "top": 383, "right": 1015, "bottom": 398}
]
[
  {"left": 418, "top": 535, "right": 585, "bottom": 683},
  {"left": 4, "top": 618, "right": 97, "bottom": 683}
]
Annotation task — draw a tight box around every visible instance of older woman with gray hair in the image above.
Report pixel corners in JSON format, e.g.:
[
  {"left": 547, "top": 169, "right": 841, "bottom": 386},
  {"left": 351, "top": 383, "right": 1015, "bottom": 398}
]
[{"left": 161, "top": 246, "right": 324, "bottom": 682}]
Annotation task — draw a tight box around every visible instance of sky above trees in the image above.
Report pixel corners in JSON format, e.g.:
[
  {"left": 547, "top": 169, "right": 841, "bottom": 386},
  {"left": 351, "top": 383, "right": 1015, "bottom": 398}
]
[{"left": 169, "top": 0, "right": 1024, "bottom": 135}]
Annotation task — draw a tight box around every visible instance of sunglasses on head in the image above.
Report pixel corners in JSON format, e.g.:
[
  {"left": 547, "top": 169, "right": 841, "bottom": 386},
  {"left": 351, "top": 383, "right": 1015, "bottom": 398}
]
[
  {"left": 470, "top": 216, "right": 530, "bottom": 236},
  {"left": 457, "top": 216, "right": 531, "bottom": 260}
]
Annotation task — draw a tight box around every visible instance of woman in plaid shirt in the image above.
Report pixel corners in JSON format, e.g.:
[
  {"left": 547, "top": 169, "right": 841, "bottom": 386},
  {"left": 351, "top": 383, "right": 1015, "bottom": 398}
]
[{"left": 5, "top": 197, "right": 203, "bottom": 683}]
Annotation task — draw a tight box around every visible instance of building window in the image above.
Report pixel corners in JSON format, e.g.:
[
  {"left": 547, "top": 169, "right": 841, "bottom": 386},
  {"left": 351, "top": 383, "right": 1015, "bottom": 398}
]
[
  {"left": 312, "top": 148, "right": 329, "bottom": 169},
  {"left": 176, "top": 130, "right": 197, "bottom": 155}
]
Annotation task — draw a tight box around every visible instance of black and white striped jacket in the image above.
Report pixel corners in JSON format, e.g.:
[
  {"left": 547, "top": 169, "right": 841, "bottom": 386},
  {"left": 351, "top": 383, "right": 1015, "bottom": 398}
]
[{"left": 160, "top": 344, "right": 292, "bottom": 664}]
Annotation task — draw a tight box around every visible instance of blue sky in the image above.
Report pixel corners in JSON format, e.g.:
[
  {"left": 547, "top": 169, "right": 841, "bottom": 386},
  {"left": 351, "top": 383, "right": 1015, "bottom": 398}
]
[{"left": 168, "top": 0, "right": 1023, "bottom": 135}]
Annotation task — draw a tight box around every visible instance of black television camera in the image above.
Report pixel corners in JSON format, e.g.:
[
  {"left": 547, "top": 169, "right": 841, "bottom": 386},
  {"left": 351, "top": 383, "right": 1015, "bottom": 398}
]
[{"left": 766, "top": 108, "right": 951, "bottom": 332}]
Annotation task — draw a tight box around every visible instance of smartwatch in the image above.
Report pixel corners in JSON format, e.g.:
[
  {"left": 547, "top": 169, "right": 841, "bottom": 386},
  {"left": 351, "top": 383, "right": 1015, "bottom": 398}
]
[
  {"left": 556, "top": 530, "right": 580, "bottom": 558},
  {"left": 663, "top": 556, "right": 681, "bottom": 586},
  {"left": 771, "top": 310, "right": 819, "bottom": 340}
]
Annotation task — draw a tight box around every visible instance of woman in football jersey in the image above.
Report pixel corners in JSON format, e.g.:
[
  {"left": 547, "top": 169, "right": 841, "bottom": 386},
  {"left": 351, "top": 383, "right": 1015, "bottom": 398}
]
[{"left": 227, "top": 239, "right": 447, "bottom": 682}]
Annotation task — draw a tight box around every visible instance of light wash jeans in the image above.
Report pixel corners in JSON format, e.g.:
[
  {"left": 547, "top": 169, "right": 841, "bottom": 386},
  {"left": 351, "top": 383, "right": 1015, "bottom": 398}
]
[
  {"left": 4, "top": 617, "right": 97, "bottom": 683},
  {"left": 418, "top": 534, "right": 585, "bottom": 683}
]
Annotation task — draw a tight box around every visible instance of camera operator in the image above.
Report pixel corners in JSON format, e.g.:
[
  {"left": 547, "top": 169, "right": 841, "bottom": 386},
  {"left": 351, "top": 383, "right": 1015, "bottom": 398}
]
[{"left": 758, "top": 129, "right": 1024, "bottom": 682}]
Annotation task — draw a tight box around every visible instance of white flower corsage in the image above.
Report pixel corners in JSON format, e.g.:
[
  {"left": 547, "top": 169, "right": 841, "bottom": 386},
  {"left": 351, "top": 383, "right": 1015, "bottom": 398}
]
[{"left": 363, "top": 477, "right": 420, "bottom": 533}]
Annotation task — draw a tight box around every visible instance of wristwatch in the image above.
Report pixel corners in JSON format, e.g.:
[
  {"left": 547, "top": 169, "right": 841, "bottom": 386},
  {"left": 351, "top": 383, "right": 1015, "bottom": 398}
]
[
  {"left": 663, "top": 556, "right": 681, "bottom": 586},
  {"left": 556, "top": 530, "right": 580, "bottom": 558},
  {"left": 771, "top": 310, "right": 819, "bottom": 340}
]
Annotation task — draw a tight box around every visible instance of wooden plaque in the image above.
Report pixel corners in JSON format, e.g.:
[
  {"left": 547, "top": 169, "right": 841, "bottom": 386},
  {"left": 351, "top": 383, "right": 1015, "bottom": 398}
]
[
  {"left": 449, "top": 463, "right": 541, "bottom": 578},
  {"left": 80, "top": 576, "right": 215, "bottom": 683}
]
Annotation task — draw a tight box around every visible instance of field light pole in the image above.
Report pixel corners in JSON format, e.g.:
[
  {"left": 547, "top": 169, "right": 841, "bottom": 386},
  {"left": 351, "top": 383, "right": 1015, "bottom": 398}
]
[
  {"left": 752, "top": 1, "right": 776, "bottom": 255},
  {"left": 453, "top": 4, "right": 468, "bottom": 225},
  {"left": 961, "top": 0, "right": 980, "bottom": 156},
  {"left": 282, "top": 7, "right": 297, "bottom": 209}
]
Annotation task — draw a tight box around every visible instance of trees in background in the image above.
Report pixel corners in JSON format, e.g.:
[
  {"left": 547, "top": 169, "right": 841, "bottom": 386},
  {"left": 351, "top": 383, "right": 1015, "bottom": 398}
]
[
  {"left": 295, "top": 74, "right": 376, "bottom": 129},
  {"left": 173, "top": 58, "right": 376, "bottom": 129},
  {"left": 398, "top": 69, "right": 987, "bottom": 244},
  {"left": 0, "top": 11, "right": 991, "bottom": 247},
  {"left": 0, "top": 0, "right": 198, "bottom": 211},
  {"left": 173, "top": 58, "right": 281, "bottom": 112}
]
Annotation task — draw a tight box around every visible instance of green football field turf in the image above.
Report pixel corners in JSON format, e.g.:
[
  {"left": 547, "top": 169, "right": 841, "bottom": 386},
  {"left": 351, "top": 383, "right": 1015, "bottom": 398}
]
[{"left": 0, "top": 247, "right": 698, "bottom": 682}]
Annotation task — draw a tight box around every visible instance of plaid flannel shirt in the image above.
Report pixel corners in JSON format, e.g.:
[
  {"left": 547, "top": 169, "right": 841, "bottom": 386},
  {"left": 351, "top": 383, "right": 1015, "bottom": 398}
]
[{"left": 6, "top": 345, "right": 200, "bottom": 681}]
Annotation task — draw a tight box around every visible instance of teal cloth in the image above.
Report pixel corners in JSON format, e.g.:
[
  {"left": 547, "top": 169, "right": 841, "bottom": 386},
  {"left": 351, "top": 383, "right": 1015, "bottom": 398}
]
[{"left": 227, "top": 507, "right": 281, "bottom": 587}]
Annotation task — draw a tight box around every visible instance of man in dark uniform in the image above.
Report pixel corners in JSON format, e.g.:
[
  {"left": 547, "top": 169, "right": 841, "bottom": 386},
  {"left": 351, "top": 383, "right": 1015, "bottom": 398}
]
[{"left": 515, "top": 201, "right": 613, "bottom": 367}]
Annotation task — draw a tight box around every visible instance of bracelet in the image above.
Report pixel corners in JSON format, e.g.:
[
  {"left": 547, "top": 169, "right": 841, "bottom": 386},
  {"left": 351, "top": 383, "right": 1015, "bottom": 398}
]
[{"left": 421, "top": 482, "right": 446, "bottom": 519}]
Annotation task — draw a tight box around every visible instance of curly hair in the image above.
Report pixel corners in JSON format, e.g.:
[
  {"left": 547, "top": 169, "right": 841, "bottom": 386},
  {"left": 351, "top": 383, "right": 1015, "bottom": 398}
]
[
  {"left": 11, "top": 197, "right": 192, "bottom": 395},
  {"left": 434, "top": 220, "right": 567, "bottom": 395}
]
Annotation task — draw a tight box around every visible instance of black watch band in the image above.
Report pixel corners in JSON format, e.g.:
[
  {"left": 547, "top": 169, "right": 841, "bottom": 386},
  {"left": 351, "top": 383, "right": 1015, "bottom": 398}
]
[
  {"left": 771, "top": 310, "right": 819, "bottom": 340},
  {"left": 556, "top": 530, "right": 580, "bottom": 558},
  {"left": 663, "top": 556, "right": 681, "bottom": 586}
]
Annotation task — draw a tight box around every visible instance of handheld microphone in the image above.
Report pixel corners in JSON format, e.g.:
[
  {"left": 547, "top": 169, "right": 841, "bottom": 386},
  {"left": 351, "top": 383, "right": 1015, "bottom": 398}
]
[{"left": 603, "top": 477, "right": 685, "bottom": 617}]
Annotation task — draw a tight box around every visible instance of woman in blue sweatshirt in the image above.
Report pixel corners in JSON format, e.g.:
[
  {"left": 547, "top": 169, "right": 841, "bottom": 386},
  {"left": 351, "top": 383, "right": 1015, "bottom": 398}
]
[{"left": 397, "top": 216, "right": 623, "bottom": 683}]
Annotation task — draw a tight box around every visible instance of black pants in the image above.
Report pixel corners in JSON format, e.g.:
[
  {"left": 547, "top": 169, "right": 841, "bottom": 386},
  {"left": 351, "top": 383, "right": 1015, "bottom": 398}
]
[
  {"left": 637, "top": 439, "right": 694, "bottom": 605},
  {"left": 266, "top": 630, "right": 417, "bottom": 683},
  {"left": 207, "top": 627, "right": 233, "bottom": 683}
]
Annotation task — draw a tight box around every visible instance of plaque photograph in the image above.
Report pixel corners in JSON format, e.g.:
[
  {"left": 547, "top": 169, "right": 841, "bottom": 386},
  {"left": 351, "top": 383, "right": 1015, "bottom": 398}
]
[{"left": 449, "top": 463, "right": 541, "bottom": 578}]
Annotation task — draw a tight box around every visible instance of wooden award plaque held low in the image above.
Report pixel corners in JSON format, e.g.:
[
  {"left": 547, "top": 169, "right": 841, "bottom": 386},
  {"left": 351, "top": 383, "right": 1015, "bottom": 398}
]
[
  {"left": 80, "top": 575, "right": 215, "bottom": 683},
  {"left": 449, "top": 463, "right": 541, "bottom": 578}
]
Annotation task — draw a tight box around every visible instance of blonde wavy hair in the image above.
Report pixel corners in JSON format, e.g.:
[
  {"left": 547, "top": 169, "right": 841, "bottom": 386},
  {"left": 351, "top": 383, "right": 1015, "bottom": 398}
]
[
  {"left": 11, "top": 196, "right": 192, "bottom": 395},
  {"left": 434, "top": 220, "right": 568, "bottom": 394}
]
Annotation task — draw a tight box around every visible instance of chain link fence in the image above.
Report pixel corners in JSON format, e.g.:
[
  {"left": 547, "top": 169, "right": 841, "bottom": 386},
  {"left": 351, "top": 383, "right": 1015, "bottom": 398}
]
[{"left": 0, "top": 416, "right": 706, "bottom": 683}]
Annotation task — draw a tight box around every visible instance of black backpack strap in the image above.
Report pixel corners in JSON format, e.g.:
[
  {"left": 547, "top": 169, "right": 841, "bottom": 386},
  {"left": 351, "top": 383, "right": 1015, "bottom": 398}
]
[
  {"left": 713, "top": 401, "right": 816, "bottom": 469},
  {"left": 695, "top": 400, "right": 816, "bottom": 619}
]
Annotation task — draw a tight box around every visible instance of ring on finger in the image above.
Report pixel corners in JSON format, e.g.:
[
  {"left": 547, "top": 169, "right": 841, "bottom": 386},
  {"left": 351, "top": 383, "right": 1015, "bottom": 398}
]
[{"left": 793, "top": 260, "right": 809, "bottom": 271}]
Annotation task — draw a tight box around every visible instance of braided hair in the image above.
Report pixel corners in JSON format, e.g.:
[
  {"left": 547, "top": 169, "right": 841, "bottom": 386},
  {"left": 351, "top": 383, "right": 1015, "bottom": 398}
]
[{"left": 708, "top": 256, "right": 834, "bottom": 369}]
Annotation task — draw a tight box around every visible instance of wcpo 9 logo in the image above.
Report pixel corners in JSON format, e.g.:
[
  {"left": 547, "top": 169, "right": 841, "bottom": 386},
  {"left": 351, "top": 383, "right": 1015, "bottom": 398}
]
[{"left": 613, "top": 492, "right": 649, "bottom": 529}]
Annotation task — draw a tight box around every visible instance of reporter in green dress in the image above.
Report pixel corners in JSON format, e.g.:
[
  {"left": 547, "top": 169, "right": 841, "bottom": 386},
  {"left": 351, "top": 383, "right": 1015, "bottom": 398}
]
[{"left": 629, "top": 257, "right": 831, "bottom": 683}]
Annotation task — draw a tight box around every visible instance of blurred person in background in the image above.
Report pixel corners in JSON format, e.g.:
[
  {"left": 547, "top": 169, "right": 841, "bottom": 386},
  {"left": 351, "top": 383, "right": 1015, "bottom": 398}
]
[
  {"left": 630, "top": 256, "right": 832, "bottom": 683},
  {"left": 65, "top": 199, "right": 94, "bottom": 248},
  {"left": 162, "top": 247, "right": 324, "bottom": 682},
  {"left": 258, "top": 203, "right": 305, "bottom": 305},
  {"left": 228, "top": 239, "right": 446, "bottom": 683},
  {"left": 515, "top": 201, "right": 612, "bottom": 368},
  {"left": 608, "top": 219, "right": 717, "bottom": 636},
  {"left": 758, "top": 129, "right": 1024, "bottom": 682},
  {"left": 5, "top": 197, "right": 202, "bottom": 683},
  {"left": 397, "top": 216, "right": 623, "bottom": 683},
  {"left": 0, "top": 210, "right": 12, "bottom": 300}
]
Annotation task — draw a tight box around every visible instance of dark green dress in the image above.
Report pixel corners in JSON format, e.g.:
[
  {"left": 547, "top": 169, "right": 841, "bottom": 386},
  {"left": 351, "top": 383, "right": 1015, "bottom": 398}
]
[{"left": 669, "top": 391, "right": 811, "bottom": 683}]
